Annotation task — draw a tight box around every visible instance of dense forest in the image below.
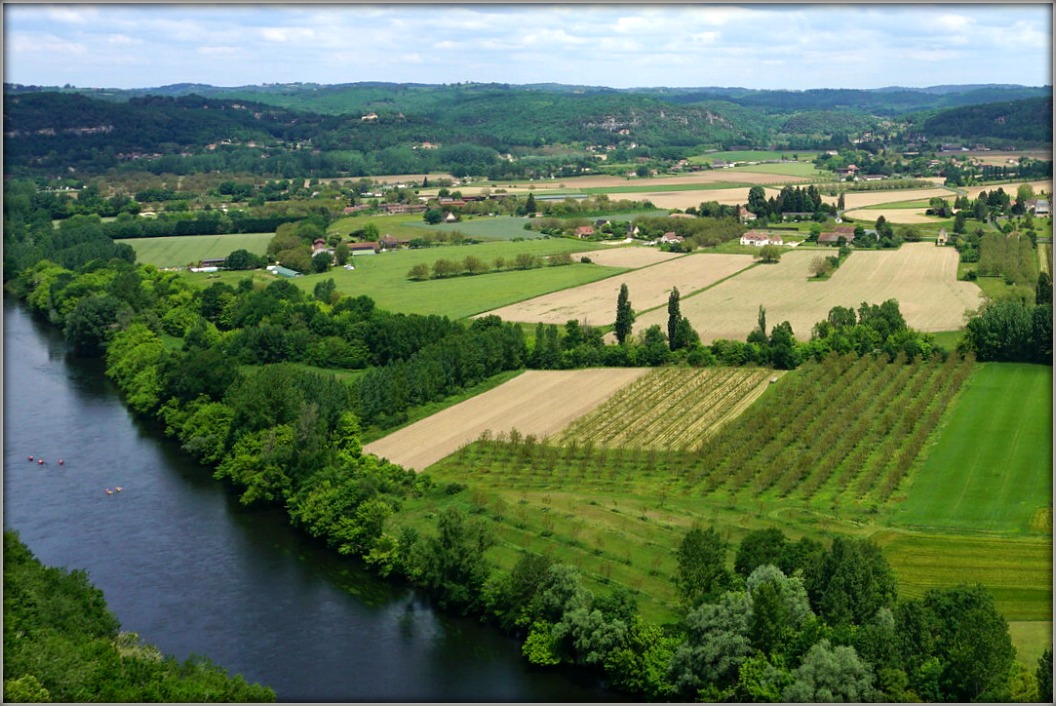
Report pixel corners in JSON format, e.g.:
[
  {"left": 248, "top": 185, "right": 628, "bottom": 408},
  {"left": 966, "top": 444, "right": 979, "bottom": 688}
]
[
  {"left": 4, "top": 82, "right": 1051, "bottom": 179},
  {"left": 922, "top": 96, "right": 1053, "bottom": 143}
]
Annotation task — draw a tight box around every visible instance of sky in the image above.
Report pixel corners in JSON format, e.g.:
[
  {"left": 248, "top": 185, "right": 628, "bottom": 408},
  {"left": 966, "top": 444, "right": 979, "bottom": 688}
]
[{"left": 3, "top": 3, "right": 1052, "bottom": 91}]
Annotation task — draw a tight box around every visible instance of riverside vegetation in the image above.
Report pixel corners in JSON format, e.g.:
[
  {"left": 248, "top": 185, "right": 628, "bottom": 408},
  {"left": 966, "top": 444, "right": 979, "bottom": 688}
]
[
  {"left": 3, "top": 76, "right": 1052, "bottom": 701},
  {"left": 4, "top": 179, "right": 1051, "bottom": 702}
]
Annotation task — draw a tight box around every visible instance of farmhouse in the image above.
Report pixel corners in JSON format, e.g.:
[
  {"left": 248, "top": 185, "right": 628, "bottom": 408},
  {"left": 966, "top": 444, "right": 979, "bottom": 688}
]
[
  {"left": 381, "top": 203, "right": 427, "bottom": 215},
  {"left": 348, "top": 241, "right": 380, "bottom": 256},
  {"left": 1032, "top": 199, "right": 1051, "bottom": 217},
  {"left": 936, "top": 228, "right": 949, "bottom": 246},
  {"left": 379, "top": 235, "right": 403, "bottom": 251},
  {"left": 312, "top": 238, "right": 332, "bottom": 255},
  {"left": 575, "top": 225, "right": 596, "bottom": 238},
  {"left": 740, "top": 231, "right": 784, "bottom": 247},
  {"left": 659, "top": 232, "right": 684, "bottom": 245},
  {"left": 818, "top": 231, "right": 855, "bottom": 245}
]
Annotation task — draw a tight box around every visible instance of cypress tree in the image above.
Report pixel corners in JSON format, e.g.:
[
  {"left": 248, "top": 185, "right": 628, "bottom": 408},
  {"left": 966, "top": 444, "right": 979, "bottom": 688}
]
[
  {"left": 614, "top": 283, "right": 635, "bottom": 345},
  {"left": 667, "top": 287, "right": 682, "bottom": 350}
]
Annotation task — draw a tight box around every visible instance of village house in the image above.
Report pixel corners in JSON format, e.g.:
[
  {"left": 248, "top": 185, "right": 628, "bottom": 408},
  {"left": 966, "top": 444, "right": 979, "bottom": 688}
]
[
  {"left": 736, "top": 205, "right": 758, "bottom": 223},
  {"left": 1031, "top": 199, "right": 1051, "bottom": 217},
  {"left": 739, "top": 231, "right": 784, "bottom": 247},
  {"left": 659, "top": 232, "right": 684, "bottom": 245},
  {"left": 574, "top": 225, "right": 596, "bottom": 238}
]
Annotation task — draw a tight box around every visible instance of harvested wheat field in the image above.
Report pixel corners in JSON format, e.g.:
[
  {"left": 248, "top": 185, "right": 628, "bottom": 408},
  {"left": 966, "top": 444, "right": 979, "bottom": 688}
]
[
  {"left": 841, "top": 187, "right": 958, "bottom": 210},
  {"left": 616, "top": 187, "right": 766, "bottom": 211},
  {"left": 576, "top": 247, "right": 684, "bottom": 268},
  {"left": 481, "top": 253, "right": 756, "bottom": 326},
  {"left": 633, "top": 243, "right": 984, "bottom": 344},
  {"left": 842, "top": 208, "right": 947, "bottom": 225},
  {"left": 364, "top": 368, "right": 652, "bottom": 471},
  {"left": 960, "top": 180, "right": 1053, "bottom": 200}
]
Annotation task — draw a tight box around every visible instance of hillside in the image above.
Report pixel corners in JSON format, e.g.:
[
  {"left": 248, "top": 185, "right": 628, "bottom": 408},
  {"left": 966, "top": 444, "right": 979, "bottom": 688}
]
[{"left": 921, "top": 96, "right": 1053, "bottom": 144}]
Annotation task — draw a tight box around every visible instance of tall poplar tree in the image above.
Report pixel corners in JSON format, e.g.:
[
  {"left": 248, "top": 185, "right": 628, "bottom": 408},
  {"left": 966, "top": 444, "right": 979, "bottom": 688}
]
[
  {"left": 614, "top": 283, "right": 635, "bottom": 345},
  {"left": 667, "top": 287, "right": 682, "bottom": 350}
]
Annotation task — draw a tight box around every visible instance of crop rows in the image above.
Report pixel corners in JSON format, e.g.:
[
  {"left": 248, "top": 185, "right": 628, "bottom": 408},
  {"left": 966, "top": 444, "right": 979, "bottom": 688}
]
[
  {"left": 557, "top": 367, "right": 776, "bottom": 450},
  {"left": 434, "top": 353, "right": 975, "bottom": 508}
]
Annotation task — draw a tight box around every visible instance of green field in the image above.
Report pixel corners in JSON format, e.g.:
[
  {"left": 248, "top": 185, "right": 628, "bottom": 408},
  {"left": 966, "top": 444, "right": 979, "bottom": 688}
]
[
  {"left": 890, "top": 363, "right": 1052, "bottom": 534},
  {"left": 127, "top": 232, "right": 274, "bottom": 267},
  {"left": 690, "top": 150, "right": 822, "bottom": 164},
  {"left": 391, "top": 358, "right": 1052, "bottom": 644},
  {"left": 420, "top": 216, "right": 544, "bottom": 241},
  {"left": 727, "top": 162, "right": 829, "bottom": 178},
  {"left": 580, "top": 182, "right": 751, "bottom": 195},
  {"left": 181, "top": 239, "right": 617, "bottom": 319},
  {"left": 878, "top": 531, "right": 1051, "bottom": 621}
]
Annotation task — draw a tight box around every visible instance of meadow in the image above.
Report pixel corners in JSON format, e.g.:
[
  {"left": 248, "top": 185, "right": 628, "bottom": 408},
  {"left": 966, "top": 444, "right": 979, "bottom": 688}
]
[
  {"left": 127, "top": 232, "right": 274, "bottom": 267},
  {"left": 181, "top": 238, "right": 618, "bottom": 319},
  {"left": 888, "top": 363, "right": 1052, "bottom": 534}
]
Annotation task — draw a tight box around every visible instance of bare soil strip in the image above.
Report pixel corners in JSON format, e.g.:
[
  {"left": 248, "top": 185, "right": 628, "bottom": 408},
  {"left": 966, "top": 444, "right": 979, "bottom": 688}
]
[
  {"left": 633, "top": 243, "right": 983, "bottom": 344},
  {"left": 481, "top": 253, "right": 756, "bottom": 326},
  {"left": 364, "top": 368, "right": 652, "bottom": 471}
]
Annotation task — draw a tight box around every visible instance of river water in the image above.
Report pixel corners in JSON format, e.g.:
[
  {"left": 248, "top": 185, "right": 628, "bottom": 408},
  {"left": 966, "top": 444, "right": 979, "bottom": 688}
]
[{"left": 2, "top": 297, "right": 614, "bottom": 702}]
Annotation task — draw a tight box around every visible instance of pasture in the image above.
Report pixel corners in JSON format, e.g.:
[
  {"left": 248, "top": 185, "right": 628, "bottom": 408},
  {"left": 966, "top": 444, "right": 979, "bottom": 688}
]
[
  {"left": 363, "top": 368, "right": 652, "bottom": 471},
  {"left": 182, "top": 239, "right": 617, "bottom": 319},
  {"left": 481, "top": 252, "right": 756, "bottom": 327},
  {"left": 877, "top": 531, "right": 1051, "bottom": 622},
  {"left": 127, "top": 232, "right": 274, "bottom": 267},
  {"left": 633, "top": 243, "right": 984, "bottom": 344},
  {"left": 889, "top": 363, "right": 1052, "bottom": 535}
]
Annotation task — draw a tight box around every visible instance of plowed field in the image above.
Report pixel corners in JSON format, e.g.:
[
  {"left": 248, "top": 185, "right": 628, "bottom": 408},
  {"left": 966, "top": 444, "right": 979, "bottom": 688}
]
[
  {"left": 363, "top": 368, "right": 651, "bottom": 471},
  {"left": 633, "top": 243, "right": 983, "bottom": 343}
]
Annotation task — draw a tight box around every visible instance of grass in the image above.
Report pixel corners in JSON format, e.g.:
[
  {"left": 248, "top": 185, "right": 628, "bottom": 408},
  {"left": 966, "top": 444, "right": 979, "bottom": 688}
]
[
  {"left": 727, "top": 162, "right": 828, "bottom": 178},
  {"left": 1008, "top": 621, "right": 1053, "bottom": 665},
  {"left": 418, "top": 216, "right": 542, "bottom": 241},
  {"left": 689, "top": 150, "right": 823, "bottom": 164},
  {"left": 126, "top": 232, "right": 274, "bottom": 267},
  {"left": 877, "top": 530, "right": 1051, "bottom": 621},
  {"left": 928, "top": 329, "right": 964, "bottom": 352},
  {"left": 889, "top": 363, "right": 1052, "bottom": 534},
  {"left": 380, "top": 357, "right": 1051, "bottom": 630},
  {"left": 579, "top": 182, "right": 752, "bottom": 195}
]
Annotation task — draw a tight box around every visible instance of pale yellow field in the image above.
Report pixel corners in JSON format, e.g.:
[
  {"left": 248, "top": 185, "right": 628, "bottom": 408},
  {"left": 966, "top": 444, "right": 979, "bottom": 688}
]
[
  {"left": 481, "top": 253, "right": 756, "bottom": 327},
  {"left": 363, "top": 368, "right": 652, "bottom": 471},
  {"left": 633, "top": 243, "right": 984, "bottom": 344},
  {"left": 960, "top": 180, "right": 1053, "bottom": 200},
  {"left": 840, "top": 187, "right": 958, "bottom": 210},
  {"left": 575, "top": 247, "right": 683, "bottom": 268},
  {"left": 842, "top": 208, "right": 947, "bottom": 225}
]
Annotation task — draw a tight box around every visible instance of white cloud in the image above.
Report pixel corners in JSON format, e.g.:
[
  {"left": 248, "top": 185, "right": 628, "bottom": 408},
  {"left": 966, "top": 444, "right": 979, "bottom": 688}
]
[
  {"left": 259, "top": 27, "right": 316, "bottom": 43},
  {"left": 104, "top": 34, "right": 142, "bottom": 46}
]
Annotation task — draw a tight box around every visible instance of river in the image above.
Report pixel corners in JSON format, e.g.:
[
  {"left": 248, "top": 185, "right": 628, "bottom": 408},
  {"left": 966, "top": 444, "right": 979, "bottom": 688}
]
[{"left": 2, "top": 297, "right": 615, "bottom": 702}]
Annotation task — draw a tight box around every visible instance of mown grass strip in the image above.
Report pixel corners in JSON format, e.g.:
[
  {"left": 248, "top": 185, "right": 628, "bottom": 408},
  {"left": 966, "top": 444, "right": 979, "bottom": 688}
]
[{"left": 890, "top": 363, "right": 1052, "bottom": 534}]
